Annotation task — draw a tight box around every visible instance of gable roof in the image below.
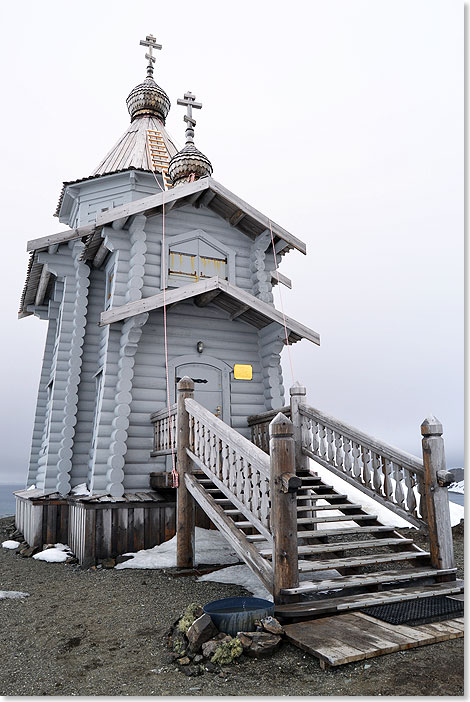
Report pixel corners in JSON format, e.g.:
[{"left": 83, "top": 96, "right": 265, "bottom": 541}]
[
  {"left": 99, "top": 276, "right": 320, "bottom": 346},
  {"left": 20, "top": 177, "right": 307, "bottom": 318}
]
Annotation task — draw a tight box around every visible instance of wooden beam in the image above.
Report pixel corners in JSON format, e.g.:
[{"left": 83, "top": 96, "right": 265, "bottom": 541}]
[
  {"left": 196, "top": 190, "right": 216, "bottom": 208},
  {"left": 93, "top": 242, "right": 110, "bottom": 269},
  {"left": 96, "top": 178, "right": 211, "bottom": 227},
  {"left": 34, "top": 267, "right": 52, "bottom": 306},
  {"left": 271, "top": 271, "right": 292, "bottom": 289},
  {"left": 229, "top": 303, "right": 250, "bottom": 320},
  {"left": 100, "top": 275, "right": 321, "bottom": 345},
  {"left": 176, "top": 377, "right": 195, "bottom": 569},
  {"left": 100, "top": 277, "right": 220, "bottom": 326},
  {"left": 27, "top": 224, "right": 95, "bottom": 252},
  {"left": 193, "top": 289, "right": 221, "bottom": 307},
  {"left": 229, "top": 209, "right": 246, "bottom": 227}
]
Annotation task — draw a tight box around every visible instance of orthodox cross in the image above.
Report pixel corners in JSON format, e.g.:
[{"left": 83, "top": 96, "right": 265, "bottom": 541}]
[
  {"left": 139, "top": 34, "right": 162, "bottom": 78},
  {"left": 176, "top": 92, "right": 203, "bottom": 143}
]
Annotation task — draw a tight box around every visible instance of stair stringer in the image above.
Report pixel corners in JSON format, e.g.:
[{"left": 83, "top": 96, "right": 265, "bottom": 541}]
[{"left": 184, "top": 472, "right": 274, "bottom": 592}]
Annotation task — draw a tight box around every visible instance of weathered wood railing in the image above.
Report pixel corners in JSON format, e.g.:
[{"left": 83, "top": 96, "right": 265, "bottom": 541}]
[
  {"left": 150, "top": 403, "right": 177, "bottom": 456},
  {"left": 186, "top": 398, "right": 272, "bottom": 540},
  {"left": 299, "top": 402, "right": 427, "bottom": 529},
  {"left": 248, "top": 406, "right": 290, "bottom": 453}
]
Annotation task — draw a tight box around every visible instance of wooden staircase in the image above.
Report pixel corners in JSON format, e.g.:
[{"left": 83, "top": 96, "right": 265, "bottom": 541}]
[
  {"left": 186, "top": 466, "right": 462, "bottom": 620},
  {"left": 153, "top": 378, "right": 462, "bottom": 624}
]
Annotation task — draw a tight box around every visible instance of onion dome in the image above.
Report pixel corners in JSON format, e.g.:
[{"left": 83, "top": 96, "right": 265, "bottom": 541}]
[
  {"left": 168, "top": 142, "right": 213, "bottom": 186},
  {"left": 126, "top": 76, "right": 171, "bottom": 123},
  {"left": 168, "top": 91, "right": 213, "bottom": 187}
]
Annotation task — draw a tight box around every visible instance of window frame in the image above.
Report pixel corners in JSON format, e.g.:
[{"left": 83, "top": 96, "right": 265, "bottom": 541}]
[{"left": 162, "top": 229, "right": 236, "bottom": 289}]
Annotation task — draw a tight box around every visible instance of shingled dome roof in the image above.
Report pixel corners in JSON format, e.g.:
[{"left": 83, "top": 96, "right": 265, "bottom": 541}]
[{"left": 126, "top": 76, "right": 171, "bottom": 123}]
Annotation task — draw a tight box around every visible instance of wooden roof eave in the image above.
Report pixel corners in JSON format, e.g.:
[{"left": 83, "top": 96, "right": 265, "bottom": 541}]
[
  {"left": 99, "top": 276, "right": 320, "bottom": 347},
  {"left": 94, "top": 177, "right": 307, "bottom": 256}
]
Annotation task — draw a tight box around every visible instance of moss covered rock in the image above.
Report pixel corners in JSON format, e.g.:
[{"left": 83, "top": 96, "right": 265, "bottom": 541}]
[{"left": 211, "top": 637, "right": 243, "bottom": 665}]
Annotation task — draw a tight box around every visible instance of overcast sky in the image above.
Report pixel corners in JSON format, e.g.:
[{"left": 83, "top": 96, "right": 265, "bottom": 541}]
[{"left": 0, "top": 0, "right": 463, "bottom": 482}]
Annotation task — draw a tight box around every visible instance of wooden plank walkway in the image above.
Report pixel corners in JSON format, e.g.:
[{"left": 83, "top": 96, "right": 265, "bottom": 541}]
[{"left": 284, "top": 612, "right": 464, "bottom": 669}]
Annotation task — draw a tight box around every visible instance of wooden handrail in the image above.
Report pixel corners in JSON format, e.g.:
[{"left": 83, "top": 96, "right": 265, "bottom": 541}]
[
  {"left": 299, "top": 404, "right": 424, "bottom": 475},
  {"left": 150, "top": 403, "right": 177, "bottom": 423},
  {"left": 185, "top": 398, "right": 270, "bottom": 479},
  {"left": 298, "top": 401, "right": 427, "bottom": 528},
  {"left": 247, "top": 406, "right": 291, "bottom": 426}
]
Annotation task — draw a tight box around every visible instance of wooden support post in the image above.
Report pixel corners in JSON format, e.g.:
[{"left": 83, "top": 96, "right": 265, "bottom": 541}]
[
  {"left": 290, "top": 382, "right": 309, "bottom": 474},
  {"left": 421, "top": 416, "right": 455, "bottom": 571},
  {"left": 270, "top": 413, "right": 299, "bottom": 603},
  {"left": 176, "top": 376, "right": 195, "bottom": 569}
]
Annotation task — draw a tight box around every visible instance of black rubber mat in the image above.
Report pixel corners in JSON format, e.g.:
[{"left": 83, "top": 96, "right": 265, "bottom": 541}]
[{"left": 360, "top": 595, "right": 464, "bottom": 626}]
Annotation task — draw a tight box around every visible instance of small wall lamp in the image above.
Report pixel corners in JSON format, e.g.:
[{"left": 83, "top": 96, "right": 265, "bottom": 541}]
[{"left": 196, "top": 341, "right": 204, "bottom": 354}]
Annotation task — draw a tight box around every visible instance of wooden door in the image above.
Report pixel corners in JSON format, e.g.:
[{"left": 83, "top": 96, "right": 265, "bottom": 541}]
[{"left": 175, "top": 362, "right": 225, "bottom": 420}]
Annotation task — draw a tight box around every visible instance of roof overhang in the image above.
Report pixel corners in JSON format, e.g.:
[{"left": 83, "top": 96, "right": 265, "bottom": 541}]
[
  {"left": 99, "top": 276, "right": 320, "bottom": 346},
  {"left": 20, "top": 176, "right": 307, "bottom": 318}
]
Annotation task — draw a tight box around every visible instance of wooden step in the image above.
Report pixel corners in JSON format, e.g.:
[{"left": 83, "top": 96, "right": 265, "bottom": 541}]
[
  {"left": 298, "top": 550, "right": 430, "bottom": 573},
  {"left": 297, "top": 493, "right": 347, "bottom": 501},
  {"left": 259, "top": 538, "right": 413, "bottom": 558},
  {"left": 297, "top": 514, "right": 379, "bottom": 525},
  {"left": 246, "top": 534, "right": 270, "bottom": 543},
  {"left": 275, "top": 580, "right": 464, "bottom": 618},
  {"left": 224, "top": 509, "right": 242, "bottom": 515},
  {"left": 296, "top": 503, "right": 363, "bottom": 512},
  {"left": 281, "top": 567, "right": 458, "bottom": 595},
  {"left": 297, "top": 526, "right": 395, "bottom": 538}
]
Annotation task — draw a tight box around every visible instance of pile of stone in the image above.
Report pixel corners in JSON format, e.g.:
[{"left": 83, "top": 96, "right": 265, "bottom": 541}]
[{"left": 167, "top": 603, "right": 285, "bottom": 677}]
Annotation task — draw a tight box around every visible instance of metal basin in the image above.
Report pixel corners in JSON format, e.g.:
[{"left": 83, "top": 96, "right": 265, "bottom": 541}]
[{"left": 203, "top": 596, "right": 274, "bottom": 636}]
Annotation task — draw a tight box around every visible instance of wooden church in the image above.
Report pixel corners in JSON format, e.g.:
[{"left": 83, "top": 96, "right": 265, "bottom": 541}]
[
  {"left": 16, "top": 37, "right": 461, "bottom": 652},
  {"left": 16, "top": 35, "right": 319, "bottom": 561}
]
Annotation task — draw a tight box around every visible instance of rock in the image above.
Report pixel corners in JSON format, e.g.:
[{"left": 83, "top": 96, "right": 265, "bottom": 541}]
[
  {"left": 89, "top": 565, "right": 97, "bottom": 571},
  {"left": 177, "top": 603, "right": 204, "bottom": 634},
  {"left": 177, "top": 657, "right": 191, "bottom": 666},
  {"left": 43, "top": 544, "right": 55, "bottom": 550},
  {"left": 202, "top": 639, "right": 221, "bottom": 659},
  {"left": 115, "top": 554, "right": 133, "bottom": 564},
  {"left": 65, "top": 556, "right": 78, "bottom": 564},
  {"left": 20, "top": 546, "right": 39, "bottom": 558},
  {"left": 238, "top": 631, "right": 281, "bottom": 658},
  {"left": 100, "top": 558, "right": 116, "bottom": 569},
  {"left": 183, "top": 667, "right": 194, "bottom": 677},
  {"left": 187, "top": 614, "right": 218, "bottom": 653},
  {"left": 261, "top": 616, "right": 284, "bottom": 635},
  {"left": 193, "top": 654, "right": 203, "bottom": 664},
  {"left": 205, "top": 662, "right": 217, "bottom": 673}
]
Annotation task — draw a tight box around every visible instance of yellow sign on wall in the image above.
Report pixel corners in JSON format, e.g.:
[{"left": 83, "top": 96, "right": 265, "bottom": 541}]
[{"left": 234, "top": 364, "right": 253, "bottom": 380}]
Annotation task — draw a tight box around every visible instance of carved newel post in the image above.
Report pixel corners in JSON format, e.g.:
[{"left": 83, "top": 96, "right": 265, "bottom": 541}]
[
  {"left": 289, "top": 382, "right": 309, "bottom": 474},
  {"left": 176, "top": 376, "right": 195, "bottom": 569},
  {"left": 421, "top": 415, "right": 455, "bottom": 571},
  {"left": 269, "top": 412, "right": 300, "bottom": 604}
]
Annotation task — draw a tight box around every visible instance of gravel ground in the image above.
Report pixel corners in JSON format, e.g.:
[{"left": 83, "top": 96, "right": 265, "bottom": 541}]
[{"left": 0, "top": 516, "right": 464, "bottom": 697}]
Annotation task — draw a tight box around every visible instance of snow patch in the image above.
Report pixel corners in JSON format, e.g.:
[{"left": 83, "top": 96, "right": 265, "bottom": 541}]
[
  {"left": 2, "top": 540, "right": 20, "bottom": 549},
  {"left": 197, "top": 562, "right": 343, "bottom": 599},
  {"left": 71, "top": 483, "right": 90, "bottom": 496},
  {"left": 26, "top": 484, "right": 36, "bottom": 490},
  {"left": 115, "top": 527, "right": 239, "bottom": 570},
  {"left": 33, "top": 543, "right": 72, "bottom": 563},
  {"left": 310, "top": 460, "right": 465, "bottom": 527},
  {"left": 0, "top": 590, "right": 30, "bottom": 599}
]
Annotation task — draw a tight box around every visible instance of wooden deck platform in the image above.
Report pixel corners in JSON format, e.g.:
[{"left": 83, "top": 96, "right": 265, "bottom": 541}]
[{"left": 284, "top": 611, "right": 464, "bottom": 668}]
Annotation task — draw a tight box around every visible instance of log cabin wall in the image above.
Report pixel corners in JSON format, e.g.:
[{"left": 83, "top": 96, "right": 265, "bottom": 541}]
[{"left": 70, "top": 267, "right": 106, "bottom": 486}]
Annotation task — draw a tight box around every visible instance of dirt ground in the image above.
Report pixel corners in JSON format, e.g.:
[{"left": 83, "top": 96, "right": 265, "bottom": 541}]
[{"left": 0, "top": 516, "right": 464, "bottom": 697}]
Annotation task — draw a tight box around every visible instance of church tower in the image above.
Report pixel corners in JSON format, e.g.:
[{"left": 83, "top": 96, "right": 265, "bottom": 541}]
[{"left": 18, "top": 35, "right": 319, "bottom": 561}]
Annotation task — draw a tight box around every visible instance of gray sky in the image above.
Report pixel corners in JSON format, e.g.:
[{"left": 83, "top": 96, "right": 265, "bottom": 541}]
[{"left": 0, "top": 0, "right": 463, "bottom": 482}]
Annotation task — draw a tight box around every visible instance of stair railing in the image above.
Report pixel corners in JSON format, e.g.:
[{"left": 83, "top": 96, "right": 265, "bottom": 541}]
[
  {"left": 150, "top": 403, "right": 177, "bottom": 456},
  {"left": 248, "top": 406, "right": 291, "bottom": 454},
  {"left": 174, "top": 377, "right": 301, "bottom": 600},
  {"left": 288, "top": 382, "right": 455, "bottom": 570}
]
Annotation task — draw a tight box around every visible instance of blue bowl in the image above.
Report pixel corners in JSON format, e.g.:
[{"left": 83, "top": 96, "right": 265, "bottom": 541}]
[{"left": 203, "top": 596, "right": 274, "bottom": 636}]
